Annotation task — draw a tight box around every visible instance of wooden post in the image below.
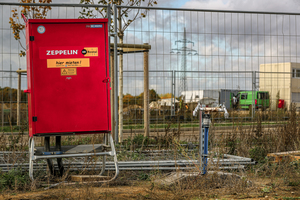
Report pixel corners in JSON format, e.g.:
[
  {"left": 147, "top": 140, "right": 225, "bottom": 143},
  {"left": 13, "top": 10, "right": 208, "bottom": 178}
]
[
  {"left": 144, "top": 44, "right": 149, "bottom": 137},
  {"left": 17, "top": 68, "right": 21, "bottom": 126},
  {"left": 1, "top": 103, "right": 3, "bottom": 128},
  {"left": 16, "top": 69, "right": 27, "bottom": 127}
]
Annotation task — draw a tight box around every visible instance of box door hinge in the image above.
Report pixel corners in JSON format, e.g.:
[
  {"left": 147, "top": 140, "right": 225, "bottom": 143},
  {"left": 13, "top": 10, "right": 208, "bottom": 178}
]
[
  {"left": 33, "top": 116, "right": 37, "bottom": 122},
  {"left": 30, "top": 36, "right": 34, "bottom": 41}
]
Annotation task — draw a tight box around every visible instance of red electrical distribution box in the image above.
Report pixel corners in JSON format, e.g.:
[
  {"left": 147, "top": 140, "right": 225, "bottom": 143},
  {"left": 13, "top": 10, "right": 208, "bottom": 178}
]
[{"left": 25, "top": 19, "right": 111, "bottom": 137}]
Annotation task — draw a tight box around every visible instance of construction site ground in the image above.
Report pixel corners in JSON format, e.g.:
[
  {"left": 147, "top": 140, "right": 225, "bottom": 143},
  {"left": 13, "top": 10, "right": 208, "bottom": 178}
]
[
  {"left": 1, "top": 118, "right": 298, "bottom": 199},
  {"left": 1, "top": 172, "right": 300, "bottom": 200}
]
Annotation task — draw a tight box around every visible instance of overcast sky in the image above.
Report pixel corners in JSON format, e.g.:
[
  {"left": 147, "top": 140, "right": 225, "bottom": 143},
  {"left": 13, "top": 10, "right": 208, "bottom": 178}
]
[
  {"left": 1, "top": 0, "right": 300, "bottom": 95},
  {"left": 4, "top": 0, "right": 300, "bottom": 12}
]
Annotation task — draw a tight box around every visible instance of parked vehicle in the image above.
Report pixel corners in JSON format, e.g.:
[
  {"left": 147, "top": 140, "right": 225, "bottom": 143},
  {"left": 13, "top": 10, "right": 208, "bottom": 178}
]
[
  {"left": 238, "top": 91, "right": 270, "bottom": 109},
  {"left": 180, "top": 89, "right": 270, "bottom": 111}
]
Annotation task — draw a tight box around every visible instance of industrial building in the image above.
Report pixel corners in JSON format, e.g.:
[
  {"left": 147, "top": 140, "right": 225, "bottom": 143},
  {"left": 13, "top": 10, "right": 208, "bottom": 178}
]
[
  {"left": 259, "top": 62, "right": 300, "bottom": 110},
  {"left": 149, "top": 98, "right": 179, "bottom": 109},
  {"left": 181, "top": 90, "right": 219, "bottom": 106}
]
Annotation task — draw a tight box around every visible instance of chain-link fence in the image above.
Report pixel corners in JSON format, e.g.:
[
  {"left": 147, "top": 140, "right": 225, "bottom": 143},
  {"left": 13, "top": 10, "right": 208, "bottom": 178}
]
[{"left": 0, "top": 2, "right": 299, "bottom": 140}]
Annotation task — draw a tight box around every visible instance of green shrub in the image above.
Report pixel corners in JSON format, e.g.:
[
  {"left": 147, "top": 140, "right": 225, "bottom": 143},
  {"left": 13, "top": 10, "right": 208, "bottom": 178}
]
[
  {"left": 123, "top": 134, "right": 154, "bottom": 150},
  {"left": 249, "top": 146, "right": 267, "bottom": 162},
  {"left": 0, "top": 168, "right": 30, "bottom": 191}
]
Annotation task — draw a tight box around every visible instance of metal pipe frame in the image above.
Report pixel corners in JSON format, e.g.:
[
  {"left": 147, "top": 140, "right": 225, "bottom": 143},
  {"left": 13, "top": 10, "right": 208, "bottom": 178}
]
[
  {"left": 0, "top": 149, "right": 256, "bottom": 157},
  {"left": 4, "top": 159, "right": 255, "bottom": 168},
  {"left": 1, "top": 160, "right": 255, "bottom": 173},
  {"left": 4, "top": 69, "right": 297, "bottom": 75},
  {"left": 84, "top": 166, "right": 246, "bottom": 171},
  {"left": 113, "top": 4, "right": 119, "bottom": 143},
  {"left": 33, "top": 152, "right": 112, "bottom": 160},
  {"left": 0, "top": 2, "right": 108, "bottom": 8},
  {"left": 0, "top": 162, "right": 256, "bottom": 170},
  {"left": 199, "top": 111, "right": 204, "bottom": 176},
  {"left": 193, "top": 103, "right": 229, "bottom": 118},
  {"left": 171, "top": 71, "right": 175, "bottom": 116},
  {"left": 1, "top": 159, "right": 256, "bottom": 166},
  {"left": 1, "top": 166, "right": 246, "bottom": 173},
  {"left": 193, "top": 104, "right": 230, "bottom": 175},
  {"left": 252, "top": 71, "right": 255, "bottom": 119},
  {"left": 28, "top": 134, "right": 119, "bottom": 183},
  {"left": 122, "top": 70, "right": 254, "bottom": 73},
  {"left": 115, "top": 5, "right": 300, "bottom": 15},
  {"left": 2, "top": 2, "right": 300, "bottom": 16}
]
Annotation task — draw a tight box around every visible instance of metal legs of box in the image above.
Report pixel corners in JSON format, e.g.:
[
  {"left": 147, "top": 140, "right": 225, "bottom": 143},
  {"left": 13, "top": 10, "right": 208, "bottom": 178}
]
[{"left": 28, "top": 133, "right": 119, "bottom": 183}]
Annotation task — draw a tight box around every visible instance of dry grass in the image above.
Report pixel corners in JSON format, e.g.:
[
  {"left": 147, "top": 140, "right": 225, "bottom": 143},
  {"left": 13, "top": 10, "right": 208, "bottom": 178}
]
[{"left": 1, "top": 105, "right": 300, "bottom": 199}]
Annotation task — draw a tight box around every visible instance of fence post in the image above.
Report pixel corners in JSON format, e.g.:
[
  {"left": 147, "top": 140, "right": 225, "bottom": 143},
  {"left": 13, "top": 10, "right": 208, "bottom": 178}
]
[
  {"left": 199, "top": 110, "right": 203, "bottom": 173},
  {"left": 144, "top": 43, "right": 150, "bottom": 138},
  {"left": 2, "top": 103, "right": 3, "bottom": 128},
  {"left": 9, "top": 65, "right": 12, "bottom": 125},
  {"left": 107, "top": 3, "right": 112, "bottom": 144},
  {"left": 17, "top": 68, "right": 21, "bottom": 126},
  {"left": 174, "top": 70, "right": 176, "bottom": 109},
  {"left": 113, "top": 4, "right": 119, "bottom": 143},
  {"left": 110, "top": 52, "right": 115, "bottom": 140},
  {"left": 171, "top": 71, "right": 175, "bottom": 116},
  {"left": 252, "top": 71, "right": 256, "bottom": 119}
]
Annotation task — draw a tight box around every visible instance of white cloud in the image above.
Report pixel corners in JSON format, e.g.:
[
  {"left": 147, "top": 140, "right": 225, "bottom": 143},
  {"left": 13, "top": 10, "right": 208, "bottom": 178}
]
[
  {"left": 182, "top": 0, "right": 300, "bottom": 12},
  {"left": 2, "top": 0, "right": 300, "bottom": 93}
]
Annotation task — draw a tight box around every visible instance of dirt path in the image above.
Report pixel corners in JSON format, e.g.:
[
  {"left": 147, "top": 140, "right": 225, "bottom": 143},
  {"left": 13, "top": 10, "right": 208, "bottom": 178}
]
[
  {"left": 1, "top": 184, "right": 153, "bottom": 200},
  {"left": 1, "top": 178, "right": 300, "bottom": 200}
]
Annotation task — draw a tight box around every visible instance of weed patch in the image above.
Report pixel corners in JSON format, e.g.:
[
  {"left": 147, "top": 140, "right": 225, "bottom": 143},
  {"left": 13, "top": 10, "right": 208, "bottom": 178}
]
[{"left": 0, "top": 168, "right": 30, "bottom": 191}]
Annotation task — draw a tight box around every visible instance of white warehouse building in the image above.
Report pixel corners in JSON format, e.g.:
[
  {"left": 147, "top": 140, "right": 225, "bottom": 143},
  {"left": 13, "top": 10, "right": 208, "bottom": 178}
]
[{"left": 259, "top": 62, "right": 300, "bottom": 110}]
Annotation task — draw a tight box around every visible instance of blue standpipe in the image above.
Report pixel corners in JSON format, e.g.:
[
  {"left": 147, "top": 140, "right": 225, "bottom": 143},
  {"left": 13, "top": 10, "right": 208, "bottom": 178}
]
[
  {"left": 203, "top": 127, "right": 209, "bottom": 174},
  {"left": 194, "top": 106, "right": 227, "bottom": 175}
]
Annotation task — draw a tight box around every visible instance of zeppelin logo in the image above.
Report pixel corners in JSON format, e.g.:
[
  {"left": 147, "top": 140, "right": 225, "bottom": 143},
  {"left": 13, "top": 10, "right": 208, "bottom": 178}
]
[
  {"left": 46, "top": 50, "right": 78, "bottom": 56},
  {"left": 39, "top": 46, "right": 97, "bottom": 59},
  {"left": 83, "top": 47, "right": 98, "bottom": 57}
]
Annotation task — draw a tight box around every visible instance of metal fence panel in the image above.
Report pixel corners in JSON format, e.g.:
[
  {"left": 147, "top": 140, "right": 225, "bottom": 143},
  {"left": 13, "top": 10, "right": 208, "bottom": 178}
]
[{"left": 0, "top": 3, "right": 299, "bottom": 140}]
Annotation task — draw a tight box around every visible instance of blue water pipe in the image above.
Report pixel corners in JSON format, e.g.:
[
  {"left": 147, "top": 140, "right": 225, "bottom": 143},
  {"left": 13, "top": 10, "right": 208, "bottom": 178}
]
[
  {"left": 192, "top": 104, "right": 229, "bottom": 175},
  {"left": 203, "top": 127, "right": 209, "bottom": 174}
]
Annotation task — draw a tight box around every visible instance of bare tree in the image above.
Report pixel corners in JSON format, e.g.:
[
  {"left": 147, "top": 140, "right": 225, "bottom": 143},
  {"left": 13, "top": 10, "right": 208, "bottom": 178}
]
[
  {"left": 80, "top": 0, "right": 158, "bottom": 142},
  {"left": 9, "top": 0, "right": 52, "bottom": 57}
]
